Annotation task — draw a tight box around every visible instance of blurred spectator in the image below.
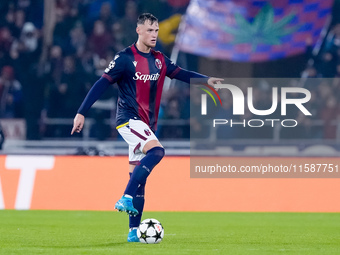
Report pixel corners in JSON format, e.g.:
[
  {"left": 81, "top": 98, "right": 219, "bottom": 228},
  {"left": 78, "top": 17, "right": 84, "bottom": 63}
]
[
  {"left": 161, "top": 96, "right": 183, "bottom": 138},
  {"left": 85, "top": 0, "right": 117, "bottom": 24},
  {"left": 119, "top": 1, "right": 138, "bottom": 46},
  {"left": 0, "top": 27, "right": 14, "bottom": 67},
  {"left": 0, "top": 66, "right": 23, "bottom": 118},
  {"left": 98, "top": 1, "right": 116, "bottom": 32},
  {"left": 69, "top": 21, "right": 87, "bottom": 57},
  {"left": 47, "top": 83, "right": 69, "bottom": 118},
  {"left": 12, "top": 9, "right": 26, "bottom": 38},
  {"left": 319, "top": 95, "right": 339, "bottom": 139},
  {"left": 111, "top": 21, "right": 125, "bottom": 52},
  {"left": 10, "top": 21, "right": 43, "bottom": 140},
  {"left": 309, "top": 23, "right": 340, "bottom": 78},
  {"left": 3, "top": 5, "right": 15, "bottom": 30},
  {"left": 46, "top": 82, "right": 70, "bottom": 137},
  {"left": 89, "top": 109, "right": 113, "bottom": 140},
  {"left": 44, "top": 45, "right": 64, "bottom": 85},
  {"left": 59, "top": 55, "right": 87, "bottom": 116},
  {"left": 17, "top": 0, "right": 34, "bottom": 15},
  {"left": 318, "top": 52, "right": 337, "bottom": 77},
  {"left": 189, "top": 87, "right": 211, "bottom": 139},
  {"left": 53, "top": 1, "right": 79, "bottom": 55},
  {"left": 45, "top": 55, "right": 87, "bottom": 137},
  {"left": 88, "top": 20, "right": 112, "bottom": 59},
  {"left": 79, "top": 49, "right": 98, "bottom": 84},
  {"left": 10, "top": 22, "right": 41, "bottom": 61}
]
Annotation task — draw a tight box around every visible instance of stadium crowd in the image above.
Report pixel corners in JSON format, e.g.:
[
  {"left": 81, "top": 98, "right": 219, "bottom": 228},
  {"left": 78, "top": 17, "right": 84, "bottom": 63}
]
[{"left": 0, "top": 0, "right": 339, "bottom": 141}]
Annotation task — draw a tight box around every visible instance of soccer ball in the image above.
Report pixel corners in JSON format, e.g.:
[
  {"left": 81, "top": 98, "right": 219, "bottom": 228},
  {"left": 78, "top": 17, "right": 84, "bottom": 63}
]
[{"left": 137, "top": 218, "right": 164, "bottom": 244}]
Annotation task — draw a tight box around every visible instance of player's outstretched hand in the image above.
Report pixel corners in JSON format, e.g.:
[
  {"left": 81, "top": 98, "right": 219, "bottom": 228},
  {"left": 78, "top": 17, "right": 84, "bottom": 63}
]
[
  {"left": 71, "top": 113, "right": 85, "bottom": 135},
  {"left": 207, "top": 77, "right": 224, "bottom": 90}
]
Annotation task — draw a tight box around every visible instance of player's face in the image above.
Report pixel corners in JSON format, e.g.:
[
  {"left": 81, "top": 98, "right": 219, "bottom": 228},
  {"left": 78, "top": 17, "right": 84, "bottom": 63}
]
[{"left": 137, "top": 20, "right": 159, "bottom": 48}]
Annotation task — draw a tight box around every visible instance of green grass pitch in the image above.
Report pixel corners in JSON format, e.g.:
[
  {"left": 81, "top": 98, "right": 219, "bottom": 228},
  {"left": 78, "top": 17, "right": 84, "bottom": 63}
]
[{"left": 0, "top": 210, "right": 339, "bottom": 255}]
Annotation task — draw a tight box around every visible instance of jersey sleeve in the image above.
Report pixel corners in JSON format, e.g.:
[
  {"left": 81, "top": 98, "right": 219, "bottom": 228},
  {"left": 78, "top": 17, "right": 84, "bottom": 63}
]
[
  {"left": 163, "top": 54, "right": 181, "bottom": 78},
  {"left": 163, "top": 54, "right": 209, "bottom": 84},
  {"left": 102, "top": 54, "right": 126, "bottom": 84},
  {"left": 77, "top": 77, "right": 111, "bottom": 116}
]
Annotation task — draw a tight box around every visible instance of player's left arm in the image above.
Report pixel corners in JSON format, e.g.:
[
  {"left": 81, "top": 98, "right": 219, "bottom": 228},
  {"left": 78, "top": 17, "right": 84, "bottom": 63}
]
[{"left": 163, "top": 54, "right": 223, "bottom": 87}]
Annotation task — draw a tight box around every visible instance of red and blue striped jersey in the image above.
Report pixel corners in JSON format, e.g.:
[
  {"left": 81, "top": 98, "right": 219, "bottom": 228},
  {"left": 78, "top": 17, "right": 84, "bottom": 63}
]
[
  {"left": 102, "top": 44, "right": 206, "bottom": 131},
  {"left": 77, "top": 44, "right": 208, "bottom": 132}
]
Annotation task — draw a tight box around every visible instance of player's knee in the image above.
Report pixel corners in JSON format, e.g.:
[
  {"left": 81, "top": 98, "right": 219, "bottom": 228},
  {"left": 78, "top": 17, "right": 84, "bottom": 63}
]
[{"left": 147, "top": 146, "right": 165, "bottom": 164}]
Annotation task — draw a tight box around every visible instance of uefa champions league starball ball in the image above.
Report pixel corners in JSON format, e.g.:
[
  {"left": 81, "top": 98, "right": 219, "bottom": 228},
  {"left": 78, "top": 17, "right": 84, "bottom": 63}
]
[{"left": 137, "top": 218, "right": 164, "bottom": 244}]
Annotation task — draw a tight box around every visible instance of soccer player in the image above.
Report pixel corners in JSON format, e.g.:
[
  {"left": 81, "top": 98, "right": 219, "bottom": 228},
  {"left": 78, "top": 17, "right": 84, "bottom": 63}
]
[{"left": 71, "top": 13, "right": 223, "bottom": 242}]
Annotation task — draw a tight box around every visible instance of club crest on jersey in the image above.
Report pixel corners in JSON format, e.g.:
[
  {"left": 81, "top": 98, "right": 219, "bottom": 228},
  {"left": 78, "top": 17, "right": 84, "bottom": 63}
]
[
  {"left": 155, "top": 59, "right": 162, "bottom": 69},
  {"left": 144, "top": 129, "right": 152, "bottom": 136}
]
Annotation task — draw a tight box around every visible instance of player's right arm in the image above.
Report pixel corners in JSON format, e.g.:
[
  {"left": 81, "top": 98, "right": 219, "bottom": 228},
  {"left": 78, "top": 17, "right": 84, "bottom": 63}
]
[
  {"left": 70, "top": 77, "right": 111, "bottom": 135},
  {"left": 71, "top": 53, "right": 126, "bottom": 135},
  {"left": 71, "top": 113, "right": 85, "bottom": 134}
]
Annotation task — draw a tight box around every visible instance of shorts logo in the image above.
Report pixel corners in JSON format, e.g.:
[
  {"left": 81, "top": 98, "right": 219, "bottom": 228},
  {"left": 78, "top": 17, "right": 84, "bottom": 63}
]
[
  {"left": 155, "top": 59, "right": 162, "bottom": 69},
  {"left": 144, "top": 129, "right": 152, "bottom": 136}
]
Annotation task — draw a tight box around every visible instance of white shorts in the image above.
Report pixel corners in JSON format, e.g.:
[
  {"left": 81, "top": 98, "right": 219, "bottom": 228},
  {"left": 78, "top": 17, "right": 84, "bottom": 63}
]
[{"left": 117, "top": 119, "right": 159, "bottom": 165}]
